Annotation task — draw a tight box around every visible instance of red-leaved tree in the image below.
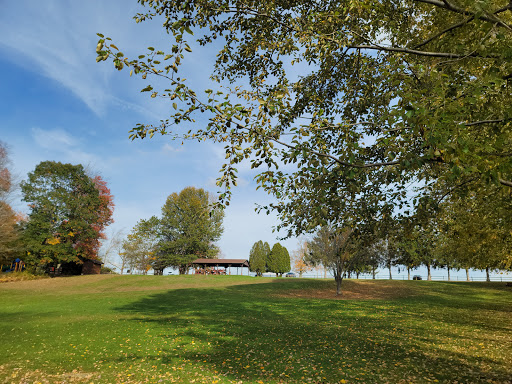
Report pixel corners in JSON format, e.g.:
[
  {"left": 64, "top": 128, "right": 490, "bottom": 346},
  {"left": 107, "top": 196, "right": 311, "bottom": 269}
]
[{"left": 75, "top": 175, "right": 114, "bottom": 260}]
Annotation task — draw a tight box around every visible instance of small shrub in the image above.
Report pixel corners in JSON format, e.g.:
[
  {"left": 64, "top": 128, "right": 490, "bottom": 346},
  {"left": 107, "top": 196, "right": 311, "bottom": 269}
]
[{"left": 100, "top": 266, "right": 116, "bottom": 274}]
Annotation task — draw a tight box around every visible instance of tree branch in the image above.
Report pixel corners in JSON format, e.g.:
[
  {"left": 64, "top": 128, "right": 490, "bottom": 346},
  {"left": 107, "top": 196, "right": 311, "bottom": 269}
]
[
  {"left": 499, "top": 178, "right": 512, "bottom": 187},
  {"left": 348, "top": 44, "right": 495, "bottom": 59},
  {"left": 437, "top": 177, "right": 476, "bottom": 204},
  {"left": 414, "top": 0, "right": 512, "bottom": 30},
  {"left": 414, "top": 16, "right": 474, "bottom": 49},
  {"left": 465, "top": 119, "right": 505, "bottom": 126}
]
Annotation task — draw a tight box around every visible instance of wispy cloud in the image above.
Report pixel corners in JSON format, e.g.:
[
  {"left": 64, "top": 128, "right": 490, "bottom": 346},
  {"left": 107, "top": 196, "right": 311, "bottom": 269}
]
[
  {"left": 31, "top": 127, "right": 78, "bottom": 151},
  {"left": 0, "top": 1, "right": 160, "bottom": 118},
  {"left": 31, "top": 127, "right": 101, "bottom": 169}
]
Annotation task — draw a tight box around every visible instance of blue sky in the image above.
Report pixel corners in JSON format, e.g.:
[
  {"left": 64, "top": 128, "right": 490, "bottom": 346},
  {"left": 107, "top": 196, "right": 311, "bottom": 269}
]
[{"left": 0, "top": 0, "right": 300, "bottom": 266}]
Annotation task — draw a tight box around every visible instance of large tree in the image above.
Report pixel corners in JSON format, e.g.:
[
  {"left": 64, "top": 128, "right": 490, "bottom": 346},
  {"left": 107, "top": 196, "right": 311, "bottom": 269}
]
[
  {"left": 157, "top": 186, "right": 224, "bottom": 274},
  {"left": 0, "top": 142, "right": 20, "bottom": 265},
  {"left": 21, "top": 161, "right": 113, "bottom": 268},
  {"left": 97, "top": 1, "right": 512, "bottom": 241}
]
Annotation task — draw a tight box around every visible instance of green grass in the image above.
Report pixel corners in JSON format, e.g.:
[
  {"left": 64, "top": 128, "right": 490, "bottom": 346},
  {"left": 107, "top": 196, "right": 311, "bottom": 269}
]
[{"left": 0, "top": 275, "right": 511, "bottom": 383}]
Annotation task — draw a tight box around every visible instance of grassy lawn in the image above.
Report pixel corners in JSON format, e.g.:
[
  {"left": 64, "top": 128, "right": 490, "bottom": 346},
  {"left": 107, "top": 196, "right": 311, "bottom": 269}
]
[{"left": 0, "top": 275, "right": 511, "bottom": 383}]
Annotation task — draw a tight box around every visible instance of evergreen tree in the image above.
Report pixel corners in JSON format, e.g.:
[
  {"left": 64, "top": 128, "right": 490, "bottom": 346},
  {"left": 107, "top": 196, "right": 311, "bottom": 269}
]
[
  {"left": 267, "top": 243, "right": 290, "bottom": 277},
  {"left": 249, "top": 240, "right": 266, "bottom": 277}
]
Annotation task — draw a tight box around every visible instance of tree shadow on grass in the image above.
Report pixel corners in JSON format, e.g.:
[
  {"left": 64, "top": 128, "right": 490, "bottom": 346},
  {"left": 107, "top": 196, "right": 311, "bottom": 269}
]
[{"left": 113, "top": 282, "right": 512, "bottom": 383}]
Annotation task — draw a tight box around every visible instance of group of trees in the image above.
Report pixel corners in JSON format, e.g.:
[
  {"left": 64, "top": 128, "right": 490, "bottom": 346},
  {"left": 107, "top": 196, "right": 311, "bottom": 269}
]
[
  {"left": 249, "top": 240, "right": 290, "bottom": 277},
  {"left": 303, "top": 193, "right": 512, "bottom": 294},
  {"left": 121, "top": 187, "right": 224, "bottom": 275},
  {"left": 0, "top": 150, "right": 115, "bottom": 273},
  {"left": 96, "top": 0, "right": 512, "bottom": 294},
  {"left": 0, "top": 153, "right": 223, "bottom": 276}
]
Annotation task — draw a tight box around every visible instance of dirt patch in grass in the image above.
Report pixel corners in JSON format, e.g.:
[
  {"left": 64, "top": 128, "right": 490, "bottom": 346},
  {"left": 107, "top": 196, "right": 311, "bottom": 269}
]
[
  {"left": 277, "top": 279, "right": 420, "bottom": 300},
  {"left": 1, "top": 365, "right": 99, "bottom": 384}
]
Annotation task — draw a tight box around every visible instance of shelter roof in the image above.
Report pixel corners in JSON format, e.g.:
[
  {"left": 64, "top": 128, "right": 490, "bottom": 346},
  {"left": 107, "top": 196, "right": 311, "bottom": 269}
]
[{"left": 192, "top": 259, "right": 249, "bottom": 267}]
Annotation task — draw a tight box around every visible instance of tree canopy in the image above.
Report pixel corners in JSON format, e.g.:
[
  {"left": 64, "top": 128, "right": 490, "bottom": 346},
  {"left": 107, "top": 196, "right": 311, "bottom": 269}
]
[
  {"left": 97, "top": 0, "right": 512, "bottom": 238},
  {"left": 249, "top": 240, "right": 269, "bottom": 277},
  {"left": 157, "top": 186, "right": 224, "bottom": 274},
  {"left": 308, "top": 226, "right": 361, "bottom": 295},
  {"left": 123, "top": 216, "right": 160, "bottom": 274},
  {"left": 267, "top": 242, "right": 290, "bottom": 276},
  {"left": 21, "top": 161, "right": 114, "bottom": 267}
]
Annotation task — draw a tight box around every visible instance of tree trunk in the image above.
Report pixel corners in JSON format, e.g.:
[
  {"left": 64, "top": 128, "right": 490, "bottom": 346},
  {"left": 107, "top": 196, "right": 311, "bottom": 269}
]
[
  {"left": 485, "top": 267, "right": 490, "bottom": 282},
  {"left": 407, "top": 266, "right": 411, "bottom": 280},
  {"left": 336, "top": 276, "right": 343, "bottom": 296},
  {"left": 427, "top": 263, "right": 431, "bottom": 281},
  {"left": 348, "top": 271, "right": 352, "bottom": 279},
  {"left": 447, "top": 265, "right": 451, "bottom": 281},
  {"left": 388, "top": 263, "right": 392, "bottom": 280},
  {"left": 356, "top": 271, "right": 360, "bottom": 279},
  {"left": 372, "top": 266, "right": 376, "bottom": 279},
  {"left": 466, "top": 268, "right": 470, "bottom": 282}
]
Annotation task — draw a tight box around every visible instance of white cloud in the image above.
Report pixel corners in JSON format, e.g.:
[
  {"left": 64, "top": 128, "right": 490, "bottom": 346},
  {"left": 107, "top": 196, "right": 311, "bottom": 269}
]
[
  {"left": 161, "top": 143, "right": 184, "bottom": 154},
  {"left": 31, "top": 127, "right": 78, "bottom": 151},
  {"left": 30, "top": 127, "right": 103, "bottom": 171}
]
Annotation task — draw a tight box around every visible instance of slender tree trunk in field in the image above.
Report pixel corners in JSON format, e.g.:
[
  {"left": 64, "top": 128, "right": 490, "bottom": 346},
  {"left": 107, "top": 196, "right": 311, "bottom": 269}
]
[
  {"left": 336, "top": 275, "right": 343, "bottom": 296},
  {"left": 447, "top": 265, "right": 451, "bottom": 281},
  {"left": 348, "top": 270, "right": 352, "bottom": 279},
  {"left": 372, "top": 266, "right": 376, "bottom": 279},
  {"left": 356, "top": 271, "right": 360, "bottom": 279},
  {"left": 407, "top": 266, "right": 411, "bottom": 280},
  {"left": 485, "top": 267, "right": 490, "bottom": 282},
  {"left": 388, "top": 262, "right": 392, "bottom": 280},
  {"left": 427, "top": 263, "right": 432, "bottom": 281},
  {"left": 466, "top": 268, "right": 470, "bottom": 282},
  {"left": 335, "top": 263, "right": 344, "bottom": 296}
]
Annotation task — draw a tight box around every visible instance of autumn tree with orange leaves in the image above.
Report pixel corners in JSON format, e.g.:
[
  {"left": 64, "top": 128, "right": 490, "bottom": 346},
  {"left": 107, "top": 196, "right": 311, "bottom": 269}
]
[
  {"left": 0, "top": 142, "right": 21, "bottom": 265},
  {"left": 292, "top": 240, "right": 312, "bottom": 278}
]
